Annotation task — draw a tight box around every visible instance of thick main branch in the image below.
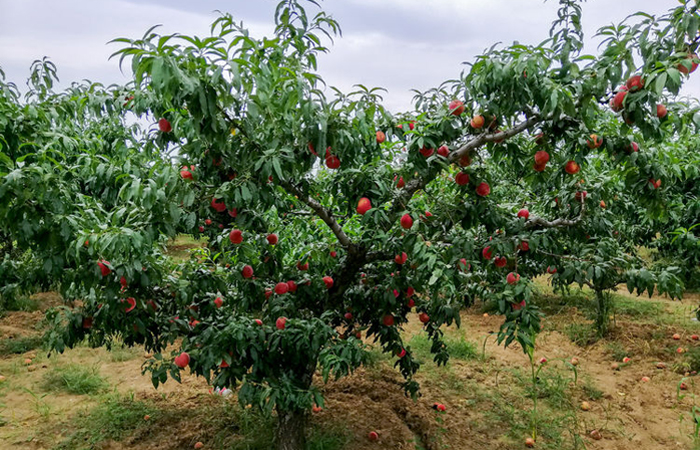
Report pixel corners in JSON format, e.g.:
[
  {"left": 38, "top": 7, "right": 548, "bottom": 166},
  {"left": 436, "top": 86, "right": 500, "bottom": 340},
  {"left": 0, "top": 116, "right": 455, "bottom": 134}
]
[
  {"left": 280, "top": 180, "right": 352, "bottom": 247},
  {"left": 524, "top": 198, "right": 586, "bottom": 230},
  {"left": 385, "top": 114, "right": 543, "bottom": 239},
  {"left": 389, "top": 177, "right": 430, "bottom": 216},
  {"left": 450, "top": 115, "right": 541, "bottom": 163}
]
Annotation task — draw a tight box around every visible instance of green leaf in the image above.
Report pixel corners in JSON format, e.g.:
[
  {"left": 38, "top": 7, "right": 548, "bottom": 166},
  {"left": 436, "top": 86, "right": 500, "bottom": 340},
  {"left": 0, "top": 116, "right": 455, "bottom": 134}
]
[{"left": 654, "top": 72, "right": 667, "bottom": 96}]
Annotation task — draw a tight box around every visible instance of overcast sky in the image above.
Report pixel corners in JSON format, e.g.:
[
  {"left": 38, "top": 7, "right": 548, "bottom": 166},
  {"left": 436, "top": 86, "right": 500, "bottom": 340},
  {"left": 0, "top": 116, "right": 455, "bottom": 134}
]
[{"left": 0, "top": 0, "right": 696, "bottom": 111}]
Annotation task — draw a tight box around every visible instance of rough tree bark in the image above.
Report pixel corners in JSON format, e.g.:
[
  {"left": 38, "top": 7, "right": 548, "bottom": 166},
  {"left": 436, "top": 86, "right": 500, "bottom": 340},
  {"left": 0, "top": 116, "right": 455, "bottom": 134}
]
[
  {"left": 274, "top": 359, "right": 317, "bottom": 450},
  {"left": 594, "top": 288, "right": 612, "bottom": 336},
  {"left": 276, "top": 406, "right": 308, "bottom": 450}
]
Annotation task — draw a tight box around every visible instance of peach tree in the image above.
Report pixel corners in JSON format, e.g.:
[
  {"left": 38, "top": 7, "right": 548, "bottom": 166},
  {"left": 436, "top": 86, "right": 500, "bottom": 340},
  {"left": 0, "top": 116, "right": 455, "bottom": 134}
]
[
  {"left": 646, "top": 131, "right": 700, "bottom": 293},
  {"left": 408, "top": 0, "right": 699, "bottom": 335},
  {"left": 0, "top": 59, "right": 195, "bottom": 309},
  {"left": 442, "top": 105, "right": 695, "bottom": 335},
  {"left": 1, "top": 0, "right": 699, "bottom": 448}
]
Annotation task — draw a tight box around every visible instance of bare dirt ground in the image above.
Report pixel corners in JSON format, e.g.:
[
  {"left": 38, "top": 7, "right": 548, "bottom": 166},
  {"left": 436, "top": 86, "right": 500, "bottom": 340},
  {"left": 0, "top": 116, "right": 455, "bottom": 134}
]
[{"left": 0, "top": 285, "right": 699, "bottom": 450}]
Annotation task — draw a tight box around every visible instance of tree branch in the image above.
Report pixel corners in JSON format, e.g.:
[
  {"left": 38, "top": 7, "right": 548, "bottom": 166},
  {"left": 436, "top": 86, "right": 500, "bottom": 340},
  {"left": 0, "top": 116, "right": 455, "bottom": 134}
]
[
  {"left": 385, "top": 114, "right": 542, "bottom": 232},
  {"left": 450, "top": 115, "right": 541, "bottom": 163},
  {"left": 366, "top": 250, "right": 393, "bottom": 263},
  {"left": 389, "top": 177, "right": 430, "bottom": 216},
  {"left": 534, "top": 248, "right": 592, "bottom": 262},
  {"left": 524, "top": 214, "right": 584, "bottom": 229},
  {"left": 283, "top": 210, "right": 315, "bottom": 216},
  {"left": 279, "top": 180, "right": 352, "bottom": 247},
  {"left": 524, "top": 197, "right": 586, "bottom": 230}
]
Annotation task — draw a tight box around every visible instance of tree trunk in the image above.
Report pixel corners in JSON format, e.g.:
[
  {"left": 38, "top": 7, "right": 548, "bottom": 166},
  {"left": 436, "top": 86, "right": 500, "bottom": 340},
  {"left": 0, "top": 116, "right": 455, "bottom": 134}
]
[
  {"left": 275, "top": 359, "right": 317, "bottom": 450},
  {"left": 275, "top": 406, "right": 307, "bottom": 450},
  {"left": 594, "top": 289, "right": 612, "bottom": 336}
]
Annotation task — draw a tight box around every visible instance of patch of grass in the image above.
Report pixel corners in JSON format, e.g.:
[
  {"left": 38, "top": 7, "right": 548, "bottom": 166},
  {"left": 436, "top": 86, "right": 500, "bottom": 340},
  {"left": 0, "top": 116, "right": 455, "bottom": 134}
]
[
  {"left": 532, "top": 290, "right": 591, "bottom": 316},
  {"left": 684, "top": 347, "right": 700, "bottom": 373},
  {"left": 612, "top": 295, "right": 663, "bottom": 319},
  {"left": 636, "top": 246, "right": 655, "bottom": 264},
  {"left": 408, "top": 334, "right": 433, "bottom": 361},
  {"left": 165, "top": 234, "right": 206, "bottom": 262},
  {"left": 42, "top": 364, "right": 108, "bottom": 395},
  {"left": 307, "top": 424, "right": 352, "bottom": 450},
  {"left": 362, "top": 346, "right": 391, "bottom": 370},
  {"left": 21, "top": 387, "right": 52, "bottom": 418},
  {"left": 564, "top": 323, "right": 599, "bottom": 347},
  {"left": 534, "top": 290, "right": 664, "bottom": 330},
  {"left": 227, "top": 412, "right": 275, "bottom": 450},
  {"left": 424, "top": 366, "right": 468, "bottom": 396},
  {"left": 363, "top": 337, "right": 469, "bottom": 396},
  {"left": 605, "top": 341, "right": 629, "bottom": 362},
  {"left": 513, "top": 367, "right": 571, "bottom": 410},
  {"left": 447, "top": 336, "right": 478, "bottom": 361},
  {"left": 0, "top": 375, "right": 7, "bottom": 399},
  {"left": 0, "top": 336, "right": 44, "bottom": 355},
  {"left": 395, "top": 335, "right": 477, "bottom": 396},
  {"left": 54, "top": 393, "right": 155, "bottom": 450},
  {"left": 108, "top": 345, "right": 141, "bottom": 362},
  {"left": 650, "top": 328, "right": 668, "bottom": 341},
  {"left": 3, "top": 296, "right": 40, "bottom": 312},
  {"left": 474, "top": 371, "right": 582, "bottom": 450},
  {"left": 409, "top": 334, "right": 477, "bottom": 363},
  {"left": 171, "top": 234, "right": 202, "bottom": 247}
]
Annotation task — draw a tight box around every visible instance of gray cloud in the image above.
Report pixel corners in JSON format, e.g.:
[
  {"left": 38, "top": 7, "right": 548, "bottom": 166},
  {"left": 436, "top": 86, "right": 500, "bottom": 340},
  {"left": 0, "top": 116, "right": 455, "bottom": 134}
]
[{"left": 0, "top": 0, "right": 695, "bottom": 111}]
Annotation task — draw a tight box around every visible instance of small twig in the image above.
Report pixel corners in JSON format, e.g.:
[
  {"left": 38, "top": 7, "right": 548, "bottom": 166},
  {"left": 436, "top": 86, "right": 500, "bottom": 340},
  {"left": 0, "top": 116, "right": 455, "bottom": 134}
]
[{"left": 284, "top": 210, "right": 342, "bottom": 218}]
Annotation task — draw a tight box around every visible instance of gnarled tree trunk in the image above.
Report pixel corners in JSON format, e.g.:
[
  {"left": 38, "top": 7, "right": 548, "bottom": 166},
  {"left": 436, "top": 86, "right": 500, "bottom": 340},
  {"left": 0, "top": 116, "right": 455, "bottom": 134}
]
[
  {"left": 275, "top": 406, "right": 308, "bottom": 450},
  {"left": 275, "top": 359, "right": 317, "bottom": 450}
]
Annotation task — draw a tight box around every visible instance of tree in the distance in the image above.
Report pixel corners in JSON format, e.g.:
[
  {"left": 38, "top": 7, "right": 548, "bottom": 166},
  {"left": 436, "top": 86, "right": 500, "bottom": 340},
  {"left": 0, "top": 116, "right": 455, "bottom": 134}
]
[{"left": 1, "top": 1, "right": 699, "bottom": 448}]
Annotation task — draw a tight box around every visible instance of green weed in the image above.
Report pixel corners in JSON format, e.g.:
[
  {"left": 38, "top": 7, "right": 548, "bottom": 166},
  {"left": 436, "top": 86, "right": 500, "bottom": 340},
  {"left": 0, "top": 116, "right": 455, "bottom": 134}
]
[
  {"left": 564, "top": 323, "right": 599, "bottom": 347},
  {"left": 362, "top": 346, "right": 390, "bottom": 370},
  {"left": 21, "top": 387, "right": 52, "bottom": 418},
  {"left": 605, "top": 341, "right": 629, "bottom": 362},
  {"left": 54, "top": 393, "right": 155, "bottom": 449},
  {"left": 206, "top": 402, "right": 350, "bottom": 450},
  {"left": 612, "top": 295, "right": 663, "bottom": 319},
  {"left": 477, "top": 372, "right": 582, "bottom": 450},
  {"left": 42, "top": 364, "right": 108, "bottom": 395},
  {"left": 0, "top": 336, "right": 44, "bottom": 355},
  {"left": 448, "top": 336, "right": 478, "bottom": 361},
  {"left": 581, "top": 378, "right": 604, "bottom": 401},
  {"left": 684, "top": 347, "right": 700, "bottom": 373},
  {"left": 525, "top": 370, "right": 571, "bottom": 410},
  {"left": 409, "top": 334, "right": 477, "bottom": 362},
  {"left": 108, "top": 345, "right": 141, "bottom": 362},
  {"left": 3, "top": 296, "right": 40, "bottom": 312}
]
